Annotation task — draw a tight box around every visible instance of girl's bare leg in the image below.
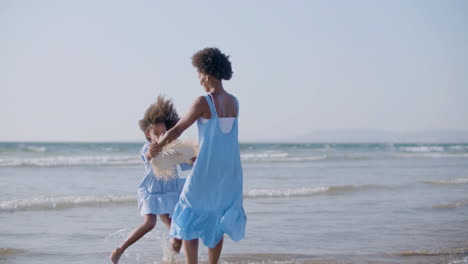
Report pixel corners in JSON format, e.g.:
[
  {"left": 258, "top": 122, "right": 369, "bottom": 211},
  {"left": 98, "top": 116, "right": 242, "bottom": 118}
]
[
  {"left": 110, "top": 214, "right": 157, "bottom": 264},
  {"left": 208, "top": 237, "right": 223, "bottom": 264},
  {"left": 183, "top": 238, "right": 199, "bottom": 264},
  {"left": 160, "top": 214, "right": 183, "bottom": 253},
  {"left": 159, "top": 214, "right": 172, "bottom": 229}
]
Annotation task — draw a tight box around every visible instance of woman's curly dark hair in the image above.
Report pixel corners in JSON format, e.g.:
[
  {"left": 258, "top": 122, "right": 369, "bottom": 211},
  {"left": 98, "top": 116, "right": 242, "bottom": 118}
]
[
  {"left": 192, "top": 47, "right": 233, "bottom": 80},
  {"left": 139, "top": 96, "right": 180, "bottom": 134}
]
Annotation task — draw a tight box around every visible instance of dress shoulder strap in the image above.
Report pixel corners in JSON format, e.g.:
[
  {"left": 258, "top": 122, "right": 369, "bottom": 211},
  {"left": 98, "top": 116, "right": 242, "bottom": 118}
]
[
  {"left": 233, "top": 96, "right": 239, "bottom": 117},
  {"left": 204, "top": 94, "right": 217, "bottom": 118}
]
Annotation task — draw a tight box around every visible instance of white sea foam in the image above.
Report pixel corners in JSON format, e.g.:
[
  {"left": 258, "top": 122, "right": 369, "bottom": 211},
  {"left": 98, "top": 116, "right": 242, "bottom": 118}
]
[
  {"left": 424, "top": 177, "right": 468, "bottom": 185},
  {"left": 104, "top": 228, "right": 164, "bottom": 241},
  {"left": 241, "top": 152, "right": 327, "bottom": 162},
  {"left": 395, "top": 153, "right": 468, "bottom": 158},
  {"left": 244, "top": 187, "right": 331, "bottom": 198},
  {"left": 398, "top": 146, "right": 446, "bottom": 152},
  {"left": 0, "top": 155, "right": 140, "bottom": 167},
  {"left": 0, "top": 195, "right": 136, "bottom": 212},
  {"left": 241, "top": 151, "right": 288, "bottom": 159},
  {"left": 0, "top": 185, "right": 388, "bottom": 212},
  {"left": 0, "top": 152, "right": 330, "bottom": 166},
  {"left": 448, "top": 145, "right": 468, "bottom": 151},
  {"left": 244, "top": 185, "right": 386, "bottom": 198},
  {"left": 25, "top": 146, "right": 47, "bottom": 152},
  {"left": 396, "top": 145, "right": 468, "bottom": 158}
]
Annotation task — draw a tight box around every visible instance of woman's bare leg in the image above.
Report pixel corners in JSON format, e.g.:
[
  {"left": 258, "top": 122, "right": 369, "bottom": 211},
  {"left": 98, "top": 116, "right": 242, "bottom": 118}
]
[
  {"left": 160, "top": 214, "right": 183, "bottom": 253},
  {"left": 208, "top": 237, "right": 223, "bottom": 264},
  {"left": 183, "top": 238, "right": 199, "bottom": 264},
  {"left": 110, "top": 214, "right": 157, "bottom": 264}
]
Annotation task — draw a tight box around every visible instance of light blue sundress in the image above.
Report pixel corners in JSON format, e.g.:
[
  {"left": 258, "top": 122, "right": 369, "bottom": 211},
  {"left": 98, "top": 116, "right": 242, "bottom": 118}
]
[
  {"left": 138, "top": 142, "right": 192, "bottom": 217},
  {"left": 169, "top": 94, "right": 247, "bottom": 248}
]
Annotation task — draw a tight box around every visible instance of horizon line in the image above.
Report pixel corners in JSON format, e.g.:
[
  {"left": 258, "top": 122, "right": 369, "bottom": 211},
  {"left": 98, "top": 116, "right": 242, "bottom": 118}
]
[{"left": 1, "top": 140, "right": 468, "bottom": 144}]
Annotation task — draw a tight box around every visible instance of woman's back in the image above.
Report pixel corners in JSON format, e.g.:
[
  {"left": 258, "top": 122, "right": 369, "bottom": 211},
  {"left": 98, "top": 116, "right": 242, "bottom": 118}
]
[
  {"left": 199, "top": 93, "right": 237, "bottom": 134},
  {"left": 208, "top": 92, "right": 238, "bottom": 118}
]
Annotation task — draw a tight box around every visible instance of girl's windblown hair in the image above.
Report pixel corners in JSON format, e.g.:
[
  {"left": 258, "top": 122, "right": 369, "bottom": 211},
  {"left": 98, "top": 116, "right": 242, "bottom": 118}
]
[{"left": 139, "top": 96, "right": 180, "bottom": 133}]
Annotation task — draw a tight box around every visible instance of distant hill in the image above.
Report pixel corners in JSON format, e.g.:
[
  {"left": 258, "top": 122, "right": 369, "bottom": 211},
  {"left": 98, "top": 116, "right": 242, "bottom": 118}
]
[{"left": 259, "top": 129, "right": 468, "bottom": 143}]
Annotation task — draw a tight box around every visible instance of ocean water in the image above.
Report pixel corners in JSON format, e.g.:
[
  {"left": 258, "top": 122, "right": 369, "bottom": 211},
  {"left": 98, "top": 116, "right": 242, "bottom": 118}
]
[{"left": 0, "top": 142, "right": 467, "bottom": 264}]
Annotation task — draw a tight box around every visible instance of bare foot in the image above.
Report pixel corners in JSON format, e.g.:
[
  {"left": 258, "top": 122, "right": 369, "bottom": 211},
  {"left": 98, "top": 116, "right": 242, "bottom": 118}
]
[
  {"left": 110, "top": 247, "right": 124, "bottom": 264},
  {"left": 170, "top": 238, "right": 182, "bottom": 254}
]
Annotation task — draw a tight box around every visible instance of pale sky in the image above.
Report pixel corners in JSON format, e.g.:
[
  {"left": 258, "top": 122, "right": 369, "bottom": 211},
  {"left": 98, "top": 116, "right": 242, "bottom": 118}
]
[{"left": 1, "top": 0, "right": 467, "bottom": 142}]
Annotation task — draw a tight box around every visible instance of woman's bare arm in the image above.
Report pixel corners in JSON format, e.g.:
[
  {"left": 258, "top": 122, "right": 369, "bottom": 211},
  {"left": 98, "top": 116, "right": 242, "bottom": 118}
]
[{"left": 147, "top": 96, "right": 206, "bottom": 159}]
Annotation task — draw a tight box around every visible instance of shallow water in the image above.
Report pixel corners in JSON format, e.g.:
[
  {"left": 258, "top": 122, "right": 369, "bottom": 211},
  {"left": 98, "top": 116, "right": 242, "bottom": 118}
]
[{"left": 1, "top": 142, "right": 467, "bottom": 263}]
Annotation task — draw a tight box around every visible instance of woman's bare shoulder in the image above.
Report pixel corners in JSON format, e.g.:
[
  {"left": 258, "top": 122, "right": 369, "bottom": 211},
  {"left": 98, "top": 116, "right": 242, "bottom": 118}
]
[
  {"left": 225, "top": 92, "right": 237, "bottom": 101},
  {"left": 191, "top": 95, "right": 211, "bottom": 117},
  {"left": 192, "top": 95, "right": 209, "bottom": 108}
]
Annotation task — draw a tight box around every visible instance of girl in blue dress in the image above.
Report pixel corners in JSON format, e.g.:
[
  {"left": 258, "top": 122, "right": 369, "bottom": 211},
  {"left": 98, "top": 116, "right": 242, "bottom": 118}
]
[
  {"left": 148, "top": 48, "right": 246, "bottom": 264},
  {"left": 111, "top": 96, "right": 194, "bottom": 264}
]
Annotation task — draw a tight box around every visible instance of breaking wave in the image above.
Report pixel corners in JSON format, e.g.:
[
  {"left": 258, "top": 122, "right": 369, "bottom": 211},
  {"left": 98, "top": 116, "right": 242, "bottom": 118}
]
[
  {"left": 1, "top": 185, "right": 391, "bottom": 212},
  {"left": 423, "top": 178, "right": 468, "bottom": 185},
  {"left": 0, "top": 195, "right": 136, "bottom": 212},
  {"left": 244, "top": 185, "right": 389, "bottom": 198},
  {"left": 0, "top": 155, "right": 140, "bottom": 167}
]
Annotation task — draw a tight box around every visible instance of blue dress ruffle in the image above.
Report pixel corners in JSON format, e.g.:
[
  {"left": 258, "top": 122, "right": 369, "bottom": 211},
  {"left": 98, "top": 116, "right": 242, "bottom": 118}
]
[{"left": 171, "top": 203, "right": 246, "bottom": 247}]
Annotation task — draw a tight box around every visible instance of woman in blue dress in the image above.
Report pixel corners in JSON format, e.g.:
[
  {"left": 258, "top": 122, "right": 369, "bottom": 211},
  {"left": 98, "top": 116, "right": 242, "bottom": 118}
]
[
  {"left": 149, "top": 48, "right": 246, "bottom": 264},
  {"left": 110, "top": 96, "right": 193, "bottom": 264}
]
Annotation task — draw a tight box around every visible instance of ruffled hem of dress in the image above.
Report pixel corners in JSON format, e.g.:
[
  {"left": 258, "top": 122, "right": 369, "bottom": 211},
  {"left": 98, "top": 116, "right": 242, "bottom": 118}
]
[
  {"left": 138, "top": 192, "right": 180, "bottom": 217},
  {"left": 169, "top": 202, "right": 247, "bottom": 248}
]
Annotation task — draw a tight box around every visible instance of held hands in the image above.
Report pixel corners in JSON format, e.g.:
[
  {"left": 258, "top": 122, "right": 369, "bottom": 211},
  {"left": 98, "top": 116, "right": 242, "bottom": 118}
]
[
  {"left": 146, "top": 132, "right": 163, "bottom": 160},
  {"left": 147, "top": 142, "right": 162, "bottom": 160}
]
